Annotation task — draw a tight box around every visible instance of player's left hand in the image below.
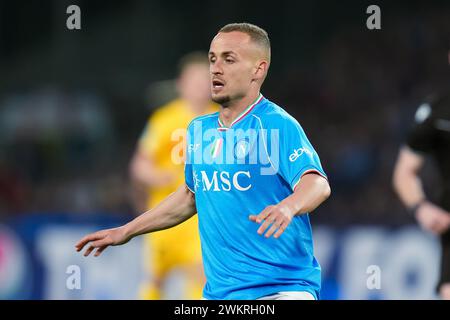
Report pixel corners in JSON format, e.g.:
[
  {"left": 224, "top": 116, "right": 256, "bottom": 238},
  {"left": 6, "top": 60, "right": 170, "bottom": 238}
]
[{"left": 249, "top": 204, "right": 295, "bottom": 239}]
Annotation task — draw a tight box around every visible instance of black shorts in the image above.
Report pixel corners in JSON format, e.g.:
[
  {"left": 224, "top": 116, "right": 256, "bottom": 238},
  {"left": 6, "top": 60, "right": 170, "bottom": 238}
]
[{"left": 437, "top": 229, "right": 450, "bottom": 291}]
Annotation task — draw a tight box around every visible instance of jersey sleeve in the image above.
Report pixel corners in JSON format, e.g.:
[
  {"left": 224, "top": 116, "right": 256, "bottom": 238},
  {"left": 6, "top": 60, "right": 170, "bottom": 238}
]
[
  {"left": 270, "top": 115, "right": 327, "bottom": 191},
  {"left": 184, "top": 122, "right": 195, "bottom": 193},
  {"left": 406, "top": 102, "right": 437, "bottom": 154}
]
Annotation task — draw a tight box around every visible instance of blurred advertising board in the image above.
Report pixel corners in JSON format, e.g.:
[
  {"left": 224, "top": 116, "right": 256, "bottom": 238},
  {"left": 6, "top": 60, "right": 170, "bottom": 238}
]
[{"left": 0, "top": 214, "right": 440, "bottom": 299}]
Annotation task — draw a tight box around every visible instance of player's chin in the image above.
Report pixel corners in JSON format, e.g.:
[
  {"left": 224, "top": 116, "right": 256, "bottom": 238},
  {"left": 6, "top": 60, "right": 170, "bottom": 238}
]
[{"left": 211, "top": 92, "right": 230, "bottom": 105}]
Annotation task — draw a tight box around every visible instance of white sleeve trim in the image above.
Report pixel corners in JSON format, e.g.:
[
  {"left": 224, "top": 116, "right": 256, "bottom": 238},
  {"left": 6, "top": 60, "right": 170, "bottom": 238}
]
[
  {"left": 292, "top": 169, "right": 328, "bottom": 191},
  {"left": 185, "top": 183, "right": 196, "bottom": 194}
]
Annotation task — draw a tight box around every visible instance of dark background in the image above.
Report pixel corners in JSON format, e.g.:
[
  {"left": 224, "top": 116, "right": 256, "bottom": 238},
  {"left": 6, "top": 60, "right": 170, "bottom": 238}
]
[{"left": 1, "top": 0, "right": 449, "bottom": 226}]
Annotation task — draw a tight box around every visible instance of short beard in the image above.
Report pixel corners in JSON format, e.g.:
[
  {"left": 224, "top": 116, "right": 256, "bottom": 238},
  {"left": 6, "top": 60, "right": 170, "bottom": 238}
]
[{"left": 212, "top": 95, "right": 231, "bottom": 107}]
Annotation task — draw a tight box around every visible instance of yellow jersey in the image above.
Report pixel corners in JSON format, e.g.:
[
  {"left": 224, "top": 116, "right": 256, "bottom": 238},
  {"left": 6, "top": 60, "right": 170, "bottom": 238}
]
[
  {"left": 137, "top": 98, "right": 218, "bottom": 299},
  {"left": 138, "top": 99, "right": 219, "bottom": 208}
]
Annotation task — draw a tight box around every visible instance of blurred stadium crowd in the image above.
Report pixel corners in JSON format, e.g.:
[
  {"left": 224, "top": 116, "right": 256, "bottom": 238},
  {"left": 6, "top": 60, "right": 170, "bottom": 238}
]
[{"left": 0, "top": 1, "right": 449, "bottom": 228}]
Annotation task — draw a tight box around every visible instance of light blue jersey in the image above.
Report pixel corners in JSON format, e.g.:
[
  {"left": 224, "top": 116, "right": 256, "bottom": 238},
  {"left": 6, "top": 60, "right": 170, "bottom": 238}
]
[{"left": 185, "top": 94, "right": 327, "bottom": 300}]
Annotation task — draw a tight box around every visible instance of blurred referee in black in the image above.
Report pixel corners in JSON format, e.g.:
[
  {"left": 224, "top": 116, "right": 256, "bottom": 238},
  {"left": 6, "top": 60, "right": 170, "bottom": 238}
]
[{"left": 393, "top": 43, "right": 450, "bottom": 300}]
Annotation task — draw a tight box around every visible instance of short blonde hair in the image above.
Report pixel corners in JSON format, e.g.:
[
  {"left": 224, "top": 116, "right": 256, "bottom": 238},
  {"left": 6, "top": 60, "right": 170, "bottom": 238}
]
[{"left": 218, "top": 23, "right": 271, "bottom": 62}]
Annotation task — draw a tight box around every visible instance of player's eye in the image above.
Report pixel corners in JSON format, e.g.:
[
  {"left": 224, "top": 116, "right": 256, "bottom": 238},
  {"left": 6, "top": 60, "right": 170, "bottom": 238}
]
[
  {"left": 209, "top": 57, "right": 216, "bottom": 63},
  {"left": 225, "top": 58, "right": 234, "bottom": 64}
]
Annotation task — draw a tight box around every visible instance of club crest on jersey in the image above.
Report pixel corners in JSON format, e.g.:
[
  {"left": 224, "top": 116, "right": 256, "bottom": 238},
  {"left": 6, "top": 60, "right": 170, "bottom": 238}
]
[{"left": 234, "top": 139, "right": 251, "bottom": 159}]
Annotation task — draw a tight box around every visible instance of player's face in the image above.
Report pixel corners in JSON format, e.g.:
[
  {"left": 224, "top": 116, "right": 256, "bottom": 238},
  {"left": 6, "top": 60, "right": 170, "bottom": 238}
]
[
  {"left": 177, "top": 63, "right": 211, "bottom": 106},
  {"left": 209, "top": 32, "right": 260, "bottom": 105}
]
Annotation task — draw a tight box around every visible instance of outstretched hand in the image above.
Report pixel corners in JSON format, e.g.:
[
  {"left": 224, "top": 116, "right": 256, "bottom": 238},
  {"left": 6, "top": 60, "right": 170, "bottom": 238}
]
[
  {"left": 75, "top": 227, "right": 131, "bottom": 257},
  {"left": 249, "top": 204, "right": 295, "bottom": 239}
]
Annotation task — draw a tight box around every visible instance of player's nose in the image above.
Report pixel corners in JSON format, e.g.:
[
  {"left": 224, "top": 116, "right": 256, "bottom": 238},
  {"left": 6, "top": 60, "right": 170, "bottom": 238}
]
[{"left": 210, "top": 62, "right": 223, "bottom": 75}]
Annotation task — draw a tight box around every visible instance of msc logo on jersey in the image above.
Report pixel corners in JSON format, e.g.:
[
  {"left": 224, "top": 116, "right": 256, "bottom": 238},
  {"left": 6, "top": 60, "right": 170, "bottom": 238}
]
[
  {"left": 193, "top": 170, "right": 252, "bottom": 192},
  {"left": 289, "top": 147, "right": 312, "bottom": 162}
]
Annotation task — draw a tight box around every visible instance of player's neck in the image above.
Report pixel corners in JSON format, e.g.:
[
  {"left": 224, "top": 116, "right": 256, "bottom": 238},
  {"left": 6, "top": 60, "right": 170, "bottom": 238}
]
[{"left": 220, "top": 91, "right": 260, "bottom": 128}]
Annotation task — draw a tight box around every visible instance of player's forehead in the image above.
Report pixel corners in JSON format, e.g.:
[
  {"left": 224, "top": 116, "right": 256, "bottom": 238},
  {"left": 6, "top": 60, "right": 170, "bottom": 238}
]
[{"left": 209, "top": 31, "right": 252, "bottom": 56}]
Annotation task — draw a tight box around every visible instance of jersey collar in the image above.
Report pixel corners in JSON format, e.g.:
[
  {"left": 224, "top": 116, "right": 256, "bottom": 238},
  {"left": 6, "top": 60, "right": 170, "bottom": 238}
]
[{"left": 217, "top": 93, "right": 264, "bottom": 131}]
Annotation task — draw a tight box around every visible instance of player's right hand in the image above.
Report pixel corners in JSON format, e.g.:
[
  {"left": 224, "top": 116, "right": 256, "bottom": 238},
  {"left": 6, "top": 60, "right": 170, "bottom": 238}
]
[
  {"left": 75, "top": 227, "right": 131, "bottom": 257},
  {"left": 415, "top": 201, "right": 450, "bottom": 235}
]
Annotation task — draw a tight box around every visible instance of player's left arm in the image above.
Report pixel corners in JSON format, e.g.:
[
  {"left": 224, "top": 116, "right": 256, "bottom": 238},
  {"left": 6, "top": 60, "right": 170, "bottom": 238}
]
[
  {"left": 249, "top": 173, "right": 330, "bottom": 238},
  {"left": 249, "top": 114, "right": 330, "bottom": 238}
]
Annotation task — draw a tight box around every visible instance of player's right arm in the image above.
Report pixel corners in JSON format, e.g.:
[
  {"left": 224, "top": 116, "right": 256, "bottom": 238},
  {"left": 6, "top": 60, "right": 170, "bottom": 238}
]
[
  {"left": 393, "top": 147, "right": 450, "bottom": 234},
  {"left": 75, "top": 184, "right": 196, "bottom": 257},
  {"left": 130, "top": 150, "right": 175, "bottom": 187},
  {"left": 392, "top": 146, "right": 426, "bottom": 209}
]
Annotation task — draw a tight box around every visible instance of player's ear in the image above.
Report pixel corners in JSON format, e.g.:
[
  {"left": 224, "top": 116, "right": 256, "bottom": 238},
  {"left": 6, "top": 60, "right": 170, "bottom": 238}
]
[{"left": 253, "top": 60, "right": 269, "bottom": 81}]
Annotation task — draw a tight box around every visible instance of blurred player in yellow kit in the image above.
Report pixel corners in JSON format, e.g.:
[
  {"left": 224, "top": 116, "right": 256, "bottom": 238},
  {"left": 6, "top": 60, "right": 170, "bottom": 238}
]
[{"left": 130, "top": 52, "right": 219, "bottom": 299}]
